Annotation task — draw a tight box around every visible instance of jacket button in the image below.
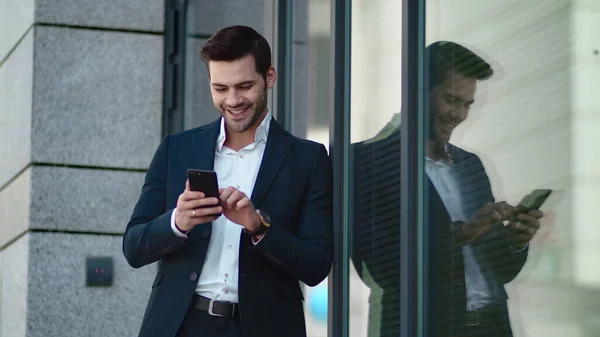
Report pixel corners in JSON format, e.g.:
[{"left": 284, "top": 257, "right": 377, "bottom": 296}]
[
  {"left": 190, "top": 272, "right": 198, "bottom": 281},
  {"left": 203, "top": 229, "right": 210, "bottom": 238}
]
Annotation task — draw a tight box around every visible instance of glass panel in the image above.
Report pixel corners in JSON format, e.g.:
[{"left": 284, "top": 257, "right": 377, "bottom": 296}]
[
  {"left": 348, "top": 1, "right": 403, "bottom": 336},
  {"left": 288, "top": 1, "right": 331, "bottom": 336},
  {"left": 423, "top": 1, "right": 600, "bottom": 336}
]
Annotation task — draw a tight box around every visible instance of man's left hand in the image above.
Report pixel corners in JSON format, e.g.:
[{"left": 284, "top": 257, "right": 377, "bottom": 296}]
[
  {"left": 506, "top": 209, "right": 543, "bottom": 249},
  {"left": 219, "top": 187, "right": 260, "bottom": 232}
]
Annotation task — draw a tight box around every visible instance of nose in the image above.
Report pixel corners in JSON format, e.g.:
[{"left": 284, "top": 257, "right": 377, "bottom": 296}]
[
  {"left": 225, "top": 89, "right": 244, "bottom": 108},
  {"left": 451, "top": 104, "right": 469, "bottom": 121}
]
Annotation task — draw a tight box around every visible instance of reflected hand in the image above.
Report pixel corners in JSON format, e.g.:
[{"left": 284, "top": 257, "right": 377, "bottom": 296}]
[
  {"left": 462, "top": 202, "right": 517, "bottom": 243},
  {"left": 506, "top": 209, "right": 543, "bottom": 249}
]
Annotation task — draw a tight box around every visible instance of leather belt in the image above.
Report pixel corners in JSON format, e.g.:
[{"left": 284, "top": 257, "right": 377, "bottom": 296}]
[
  {"left": 465, "top": 307, "right": 505, "bottom": 327},
  {"left": 193, "top": 295, "right": 238, "bottom": 318}
]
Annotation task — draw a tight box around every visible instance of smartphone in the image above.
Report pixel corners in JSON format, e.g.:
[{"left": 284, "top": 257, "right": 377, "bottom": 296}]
[
  {"left": 187, "top": 169, "right": 221, "bottom": 216},
  {"left": 517, "top": 189, "right": 552, "bottom": 213}
]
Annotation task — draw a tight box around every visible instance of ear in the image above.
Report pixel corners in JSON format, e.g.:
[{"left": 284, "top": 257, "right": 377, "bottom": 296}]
[{"left": 266, "top": 67, "right": 276, "bottom": 89}]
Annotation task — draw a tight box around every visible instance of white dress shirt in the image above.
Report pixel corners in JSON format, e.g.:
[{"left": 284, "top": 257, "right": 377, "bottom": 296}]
[
  {"left": 425, "top": 157, "right": 494, "bottom": 311},
  {"left": 170, "top": 112, "right": 271, "bottom": 303}
]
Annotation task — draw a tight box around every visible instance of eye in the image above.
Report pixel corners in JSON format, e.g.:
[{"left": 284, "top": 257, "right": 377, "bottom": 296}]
[
  {"left": 444, "top": 95, "right": 459, "bottom": 104},
  {"left": 239, "top": 85, "right": 252, "bottom": 90},
  {"left": 214, "top": 87, "right": 227, "bottom": 93}
]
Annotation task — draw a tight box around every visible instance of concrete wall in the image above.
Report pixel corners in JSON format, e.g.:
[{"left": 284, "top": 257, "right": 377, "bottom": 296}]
[{"left": 0, "top": 1, "right": 163, "bottom": 336}]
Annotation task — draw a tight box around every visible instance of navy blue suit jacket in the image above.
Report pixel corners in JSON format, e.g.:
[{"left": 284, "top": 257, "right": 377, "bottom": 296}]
[{"left": 123, "top": 118, "right": 333, "bottom": 337}]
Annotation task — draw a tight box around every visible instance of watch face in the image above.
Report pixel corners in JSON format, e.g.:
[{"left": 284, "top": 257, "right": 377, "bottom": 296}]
[{"left": 258, "top": 209, "right": 271, "bottom": 225}]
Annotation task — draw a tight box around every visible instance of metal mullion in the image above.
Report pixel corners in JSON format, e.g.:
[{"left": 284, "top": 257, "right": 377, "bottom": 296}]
[
  {"left": 328, "top": 0, "right": 351, "bottom": 336},
  {"left": 162, "top": 0, "right": 187, "bottom": 136},
  {"left": 400, "top": 0, "right": 427, "bottom": 337},
  {"left": 276, "top": 0, "right": 293, "bottom": 131}
]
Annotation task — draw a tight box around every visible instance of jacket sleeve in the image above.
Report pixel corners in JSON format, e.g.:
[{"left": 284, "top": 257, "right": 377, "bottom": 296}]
[
  {"left": 472, "top": 156, "right": 529, "bottom": 285},
  {"left": 249, "top": 144, "right": 334, "bottom": 286},
  {"left": 480, "top": 227, "right": 528, "bottom": 285},
  {"left": 122, "top": 135, "right": 187, "bottom": 268}
]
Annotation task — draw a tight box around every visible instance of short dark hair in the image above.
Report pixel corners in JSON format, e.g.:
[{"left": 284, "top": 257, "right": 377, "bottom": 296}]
[
  {"left": 199, "top": 25, "right": 272, "bottom": 80},
  {"left": 426, "top": 41, "right": 493, "bottom": 89}
]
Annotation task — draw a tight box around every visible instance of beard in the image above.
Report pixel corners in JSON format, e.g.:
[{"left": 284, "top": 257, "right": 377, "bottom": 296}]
[{"left": 219, "top": 88, "right": 268, "bottom": 134}]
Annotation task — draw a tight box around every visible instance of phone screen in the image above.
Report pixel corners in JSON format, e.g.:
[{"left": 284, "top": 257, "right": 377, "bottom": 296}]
[{"left": 518, "top": 189, "right": 552, "bottom": 212}]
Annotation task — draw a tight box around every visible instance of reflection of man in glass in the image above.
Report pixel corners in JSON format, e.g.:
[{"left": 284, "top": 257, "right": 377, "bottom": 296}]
[{"left": 351, "top": 41, "right": 543, "bottom": 337}]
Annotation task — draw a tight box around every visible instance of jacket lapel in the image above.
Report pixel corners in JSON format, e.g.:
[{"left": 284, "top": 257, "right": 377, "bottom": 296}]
[
  {"left": 250, "top": 119, "right": 292, "bottom": 207},
  {"left": 193, "top": 118, "right": 220, "bottom": 171}
]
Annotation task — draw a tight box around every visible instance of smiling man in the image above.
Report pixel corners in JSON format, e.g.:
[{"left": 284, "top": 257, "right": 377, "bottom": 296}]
[{"left": 123, "top": 25, "right": 333, "bottom": 337}]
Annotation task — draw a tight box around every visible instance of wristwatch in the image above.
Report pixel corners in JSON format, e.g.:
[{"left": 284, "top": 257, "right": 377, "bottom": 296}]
[{"left": 244, "top": 209, "right": 271, "bottom": 236}]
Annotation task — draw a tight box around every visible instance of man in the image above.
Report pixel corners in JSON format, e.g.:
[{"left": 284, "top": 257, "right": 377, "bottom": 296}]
[
  {"left": 351, "top": 41, "right": 543, "bottom": 337},
  {"left": 123, "top": 25, "right": 333, "bottom": 337}
]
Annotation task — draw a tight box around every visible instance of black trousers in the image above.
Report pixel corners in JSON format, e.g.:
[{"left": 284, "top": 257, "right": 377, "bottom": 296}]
[
  {"left": 176, "top": 305, "right": 243, "bottom": 337},
  {"left": 459, "top": 309, "right": 514, "bottom": 337}
]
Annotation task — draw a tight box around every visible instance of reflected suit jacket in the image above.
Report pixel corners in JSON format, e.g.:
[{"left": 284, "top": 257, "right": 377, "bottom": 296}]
[
  {"left": 350, "top": 127, "right": 528, "bottom": 337},
  {"left": 123, "top": 118, "right": 333, "bottom": 337}
]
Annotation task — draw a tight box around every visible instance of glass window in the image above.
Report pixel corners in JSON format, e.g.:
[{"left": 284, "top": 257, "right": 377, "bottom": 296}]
[
  {"left": 347, "top": 1, "right": 404, "bottom": 337},
  {"left": 287, "top": 1, "right": 331, "bottom": 336},
  {"left": 423, "top": 1, "right": 600, "bottom": 336},
  {"left": 180, "top": 1, "right": 334, "bottom": 335}
]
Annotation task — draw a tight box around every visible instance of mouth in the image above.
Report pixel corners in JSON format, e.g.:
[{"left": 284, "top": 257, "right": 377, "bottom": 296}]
[
  {"left": 439, "top": 122, "right": 454, "bottom": 136},
  {"left": 225, "top": 106, "right": 251, "bottom": 121}
]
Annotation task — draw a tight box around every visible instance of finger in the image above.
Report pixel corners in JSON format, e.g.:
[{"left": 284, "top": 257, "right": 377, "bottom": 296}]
[
  {"left": 188, "top": 214, "right": 221, "bottom": 226},
  {"left": 236, "top": 197, "right": 251, "bottom": 211},
  {"left": 514, "top": 233, "right": 533, "bottom": 243},
  {"left": 499, "top": 202, "right": 517, "bottom": 218},
  {"left": 226, "top": 190, "right": 245, "bottom": 209},
  {"left": 506, "top": 225, "right": 533, "bottom": 240},
  {"left": 489, "top": 202, "right": 514, "bottom": 220},
  {"left": 186, "top": 180, "right": 190, "bottom": 191},
  {"left": 192, "top": 206, "right": 223, "bottom": 218},
  {"left": 528, "top": 209, "right": 543, "bottom": 219},
  {"left": 516, "top": 214, "right": 540, "bottom": 230},
  {"left": 516, "top": 213, "right": 534, "bottom": 222},
  {"left": 219, "top": 188, "right": 226, "bottom": 194},
  {"left": 180, "top": 190, "right": 205, "bottom": 202},
  {"left": 508, "top": 220, "right": 527, "bottom": 231},
  {"left": 487, "top": 210, "right": 503, "bottom": 223},
  {"left": 182, "top": 197, "right": 220, "bottom": 210},
  {"left": 219, "top": 186, "right": 236, "bottom": 205},
  {"left": 510, "top": 221, "right": 538, "bottom": 234}
]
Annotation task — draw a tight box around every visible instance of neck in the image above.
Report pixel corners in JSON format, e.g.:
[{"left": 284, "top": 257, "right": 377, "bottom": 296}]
[
  {"left": 426, "top": 140, "right": 450, "bottom": 162},
  {"left": 224, "top": 110, "right": 267, "bottom": 152}
]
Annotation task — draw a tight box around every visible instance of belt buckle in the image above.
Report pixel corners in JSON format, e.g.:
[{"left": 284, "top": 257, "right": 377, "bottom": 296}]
[
  {"left": 207, "top": 299, "right": 227, "bottom": 317},
  {"left": 466, "top": 310, "right": 479, "bottom": 327}
]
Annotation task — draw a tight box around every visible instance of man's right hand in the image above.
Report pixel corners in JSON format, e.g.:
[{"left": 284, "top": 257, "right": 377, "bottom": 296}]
[
  {"left": 462, "top": 201, "right": 517, "bottom": 243},
  {"left": 175, "top": 180, "right": 223, "bottom": 232}
]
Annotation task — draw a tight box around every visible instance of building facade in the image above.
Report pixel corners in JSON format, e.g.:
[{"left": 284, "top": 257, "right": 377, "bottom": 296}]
[{"left": 1, "top": 0, "right": 599, "bottom": 337}]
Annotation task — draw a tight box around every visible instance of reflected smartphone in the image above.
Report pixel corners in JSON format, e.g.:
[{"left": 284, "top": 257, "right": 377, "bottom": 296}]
[
  {"left": 517, "top": 189, "right": 552, "bottom": 213},
  {"left": 187, "top": 169, "right": 221, "bottom": 216}
]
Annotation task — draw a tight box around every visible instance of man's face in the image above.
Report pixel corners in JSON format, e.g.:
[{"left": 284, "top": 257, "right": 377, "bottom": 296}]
[
  {"left": 208, "top": 54, "right": 276, "bottom": 133},
  {"left": 429, "top": 72, "right": 477, "bottom": 144}
]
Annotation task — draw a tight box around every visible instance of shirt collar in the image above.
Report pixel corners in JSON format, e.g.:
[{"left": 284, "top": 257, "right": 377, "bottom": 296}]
[
  {"left": 425, "top": 144, "right": 453, "bottom": 167},
  {"left": 216, "top": 110, "right": 272, "bottom": 152}
]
